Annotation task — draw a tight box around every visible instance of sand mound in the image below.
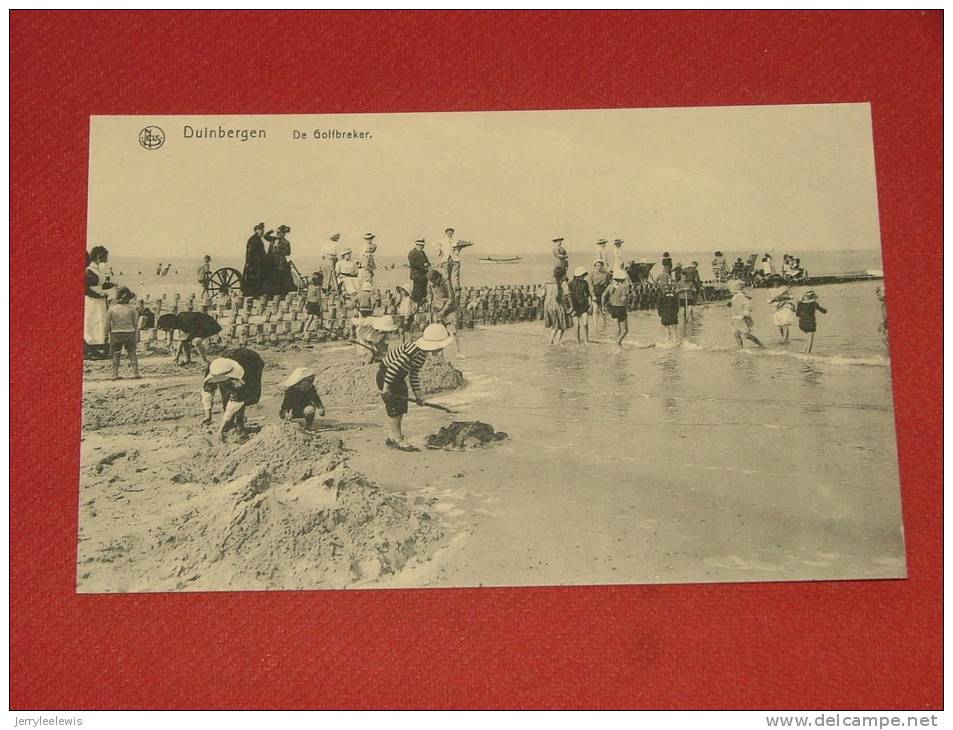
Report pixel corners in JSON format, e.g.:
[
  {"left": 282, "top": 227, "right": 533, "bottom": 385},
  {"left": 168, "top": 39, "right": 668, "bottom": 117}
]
[
  {"left": 78, "top": 422, "right": 443, "bottom": 592},
  {"left": 426, "top": 421, "right": 509, "bottom": 450},
  {"left": 317, "top": 357, "right": 464, "bottom": 407}
]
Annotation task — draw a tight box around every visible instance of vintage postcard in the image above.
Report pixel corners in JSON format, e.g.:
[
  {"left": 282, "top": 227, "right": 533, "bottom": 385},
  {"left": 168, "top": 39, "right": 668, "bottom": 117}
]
[{"left": 79, "top": 105, "right": 903, "bottom": 592}]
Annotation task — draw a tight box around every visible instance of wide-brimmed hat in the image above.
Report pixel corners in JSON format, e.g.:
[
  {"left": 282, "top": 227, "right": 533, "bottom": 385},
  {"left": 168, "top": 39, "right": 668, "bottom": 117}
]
[
  {"left": 416, "top": 323, "right": 454, "bottom": 351},
  {"left": 340, "top": 247, "right": 352, "bottom": 255},
  {"left": 613, "top": 239, "right": 624, "bottom": 245},
  {"left": 592, "top": 258, "right": 606, "bottom": 267},
  {"left": 372, "top": 315, "right": 399, "bottom": 332},
  {"left": 612, "top": 269, "right": 627, "bottom": 280},
  {"left": 329, "top": 233, "right": 341, "bottom": 241},
  {"left": 573, "top": 266, "right": 588, "bottom": 278},
  {"left": 445, "top": 227, "right": 455, "bottom": 234},
  {"left": 115, "top": 286, "right": 134, "bottom": 303},
  {"left": 361, "top": 281, "right": 374, "bottom": 292},
  {"left": 283, "top": 367, "right": 316, "bottom": 389},
  {"left": 204, "top": 358, "right": 244, "bottom": 385},
  {"left": 801, "top": 290, "right": 818, "bottom": 301},
  {"left": 552, "top": 237, "right": 564, "bottom": 243},
  {"left": 714, "top": 251, "right": 723, "bottom": 256},
  {"left": 414, "top": 238, "right": 426, "bottom": 245},
  {"left": 728, "top": 279, "right": 745, "bottom": 292},
  {"left": 596, "top": 238, "right": 608, "bottom": 245},
  {"left": 363, "top": 232, "right": 375, "bottom": 240},
  {"left": 278, "top": 224, "right": 291, "bottom": 233}
]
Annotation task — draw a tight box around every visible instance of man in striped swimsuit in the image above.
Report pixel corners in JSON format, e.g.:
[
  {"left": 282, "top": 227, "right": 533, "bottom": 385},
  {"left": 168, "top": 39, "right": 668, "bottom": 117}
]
[{"left": 377, "top": 323, "right": 453, "bottom": 451}]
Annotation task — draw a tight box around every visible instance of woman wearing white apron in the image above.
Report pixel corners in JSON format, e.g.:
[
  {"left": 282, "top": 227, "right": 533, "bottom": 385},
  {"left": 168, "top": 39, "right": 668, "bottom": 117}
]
[
  {"left": 335, "top": 248, "right": 361, "bottom": 298},
  {"left": 84, "top": 246, "right": 114, "bottom": 358}
]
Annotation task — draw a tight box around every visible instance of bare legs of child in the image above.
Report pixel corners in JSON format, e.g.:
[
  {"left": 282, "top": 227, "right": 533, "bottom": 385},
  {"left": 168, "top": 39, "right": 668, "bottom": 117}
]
[{"left": 576, "top": 311, "right": 590, "bottom": 345}]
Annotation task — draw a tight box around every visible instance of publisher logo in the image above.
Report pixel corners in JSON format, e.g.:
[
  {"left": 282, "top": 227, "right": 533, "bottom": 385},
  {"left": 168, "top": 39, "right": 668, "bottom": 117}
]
[{"left": 138, "top": 126, "right": 165, "bottom": 150}]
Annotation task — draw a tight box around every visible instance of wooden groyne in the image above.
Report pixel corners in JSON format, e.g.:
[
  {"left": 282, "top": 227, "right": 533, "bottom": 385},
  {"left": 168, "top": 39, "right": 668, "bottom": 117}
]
[
  {"left": 132, "top": 281, "right": 733, "bottom": 350},
  {"left": 129, "top": 270, "right": 881, "bottom": 351}
]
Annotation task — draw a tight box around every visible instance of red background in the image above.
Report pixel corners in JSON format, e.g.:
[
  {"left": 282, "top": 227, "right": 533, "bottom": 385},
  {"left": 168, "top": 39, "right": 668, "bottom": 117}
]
[{"left": 10, "top": 10, "right": 942, "bottom": 709}]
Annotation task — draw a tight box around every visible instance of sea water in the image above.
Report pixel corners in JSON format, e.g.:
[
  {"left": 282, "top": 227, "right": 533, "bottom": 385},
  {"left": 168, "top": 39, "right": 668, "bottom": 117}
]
[{"left": 417, "top": 278, "right": 903, "bottom": 585}]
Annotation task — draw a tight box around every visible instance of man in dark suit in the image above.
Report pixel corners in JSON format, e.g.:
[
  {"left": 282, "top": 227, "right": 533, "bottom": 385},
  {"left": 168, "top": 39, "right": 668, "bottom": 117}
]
[
  {"left": 243, "top": 222, "right": 269, "bottom": 297},
  {"left": 408, "top": 238, "right": 431, "bottom": 305}
]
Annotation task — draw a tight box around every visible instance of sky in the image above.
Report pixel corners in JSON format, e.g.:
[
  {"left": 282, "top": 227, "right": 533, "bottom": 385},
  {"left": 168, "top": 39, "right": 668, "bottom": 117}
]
[{"left": 87, "top": 104, "right": 882, "bottom": 263}]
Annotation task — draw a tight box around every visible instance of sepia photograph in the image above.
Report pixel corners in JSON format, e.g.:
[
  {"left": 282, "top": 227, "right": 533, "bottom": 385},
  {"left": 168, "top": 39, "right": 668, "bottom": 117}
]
[{"left": 79, "top": 105, "right": 904, "bottom": 593}]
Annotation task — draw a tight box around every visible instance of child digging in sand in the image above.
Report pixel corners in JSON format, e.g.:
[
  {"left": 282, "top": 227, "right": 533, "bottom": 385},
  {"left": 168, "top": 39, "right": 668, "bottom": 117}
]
[
  {"left": 279, "top": 367, "right": 326, "bottom": 428},
  {"left": 106, "top": 286, "right": 141, "bottom": 380},
  {"left": 601, "top": 269, "right": 631, "bottom": 348}
]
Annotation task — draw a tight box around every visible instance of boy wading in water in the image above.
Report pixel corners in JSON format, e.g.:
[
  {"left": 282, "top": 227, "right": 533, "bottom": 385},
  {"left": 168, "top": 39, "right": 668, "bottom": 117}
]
[
  {"left": 796, "top": 290, "right": 827, "bottom": 353},
  {"left": 568, "top": 266, "right": 593, "bottom": 344},
  {"left": 377, "top": 323, "right": 453, "bottom": 452},
  {"left": 656, "top": 284, "right": 680, "bottom": 342},
  {"left": 728, "top": 280, "right": 764, "bottom": 349},
  {"left": 602, "top": 269, "right": 631, "bottom": 348}
]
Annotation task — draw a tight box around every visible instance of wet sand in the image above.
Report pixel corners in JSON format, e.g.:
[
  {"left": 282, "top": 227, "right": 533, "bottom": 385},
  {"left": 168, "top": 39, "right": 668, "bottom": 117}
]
[{"left": 79, "top": 310, "right": 906, "bottom": 592}]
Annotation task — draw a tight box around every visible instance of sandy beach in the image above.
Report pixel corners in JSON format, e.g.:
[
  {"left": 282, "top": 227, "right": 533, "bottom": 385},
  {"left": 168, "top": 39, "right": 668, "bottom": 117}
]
[{"left": 79, "top": 284, "right": 905, "bottom": 592}]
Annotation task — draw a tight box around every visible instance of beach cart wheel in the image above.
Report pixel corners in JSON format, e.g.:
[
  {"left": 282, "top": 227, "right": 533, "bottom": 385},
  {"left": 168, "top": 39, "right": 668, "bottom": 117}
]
[{"left": 207, "top": 267, "right": 244, "bottom": 296}]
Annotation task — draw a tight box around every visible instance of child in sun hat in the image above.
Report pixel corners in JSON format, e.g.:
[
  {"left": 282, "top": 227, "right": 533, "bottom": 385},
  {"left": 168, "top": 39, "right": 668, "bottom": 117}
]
[
  {"left": 796, "top": 290, "right": 828, "bottom": 353},
  {"left": 106, "top": 286, "right": 141, "bottom": 380},
  {"left": 359, "top": 314, "right": 399, "bottom": 364},
  {"left": 279, "top": 367, "right": 326, "bottom": 427},
  {"left": 394, "top": 285, "right": 415, "bottom": 343},
  {"left": 769, "top": 285, "right": 797, "bottom": 342},
  {"left": 568, "top": 266, "right": 593, "bottom": 344},
  {"left": 201, "top": 348, "right": 265, "bottom": 442},
  {"left": 377, "top": 322, "right": 453, "bottom": 451},
  {"left": 601, "top": 269, "right": 632, "bottom": 348}
]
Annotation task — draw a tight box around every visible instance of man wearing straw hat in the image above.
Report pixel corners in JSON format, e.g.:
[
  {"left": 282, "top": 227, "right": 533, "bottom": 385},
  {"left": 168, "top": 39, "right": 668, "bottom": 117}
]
[
  {"left": 593, "top": 239, "right": 610, "bottom": 270},
  {"left": 201, "top": 348, "right": 265, "bottom": 442},
  {"left": 377, "top": 322, "right": 453, "bottom": 451},
  {"left": 279, "top": 367, "right": 326, "bottom": 428}
]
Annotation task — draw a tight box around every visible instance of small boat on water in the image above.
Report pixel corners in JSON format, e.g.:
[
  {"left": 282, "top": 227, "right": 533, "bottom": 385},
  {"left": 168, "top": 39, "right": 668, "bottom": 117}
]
[{"left": 478, "top": 255, "right": 522, "bottom": 263}]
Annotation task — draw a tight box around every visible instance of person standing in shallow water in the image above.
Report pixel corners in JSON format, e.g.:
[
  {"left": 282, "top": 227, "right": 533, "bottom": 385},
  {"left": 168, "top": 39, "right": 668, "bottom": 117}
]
[
  {"left": 796, "top": 290, "right": 827, "bottom": 353},
  {"left": 728, "top": 280, "right": 764, "bottom": 349},
  {"left": 601, "top": 269, "right": 631, "bottom": 348},
  {"left": 542, "top": 266, "right": 571, "bottom": 345},
  {"left": 656, "top": 284, "right": 680, "bottom": 342},
  {"left": 568, "top": 266, "right": 593, "bottom": 345}
]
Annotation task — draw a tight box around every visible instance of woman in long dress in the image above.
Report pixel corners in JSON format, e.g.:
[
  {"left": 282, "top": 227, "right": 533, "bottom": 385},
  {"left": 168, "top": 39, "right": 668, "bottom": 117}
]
[
  {"left": 335, "top": 248, "right": 361, "bottom": 298},
  {"left": 543, "top": 266, "right": 570, "bottom": 345},
  {"left": 84, "top": 246, "right": 114, "bottom": 358}
]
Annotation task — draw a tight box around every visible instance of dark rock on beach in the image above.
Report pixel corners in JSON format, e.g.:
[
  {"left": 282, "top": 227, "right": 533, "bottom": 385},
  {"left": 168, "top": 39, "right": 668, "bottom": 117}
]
[{"left": 425, "top": 421, "right": 508, "bottom": 451}]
